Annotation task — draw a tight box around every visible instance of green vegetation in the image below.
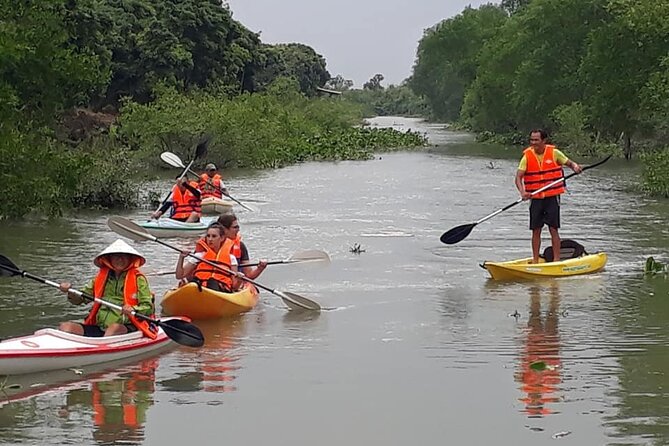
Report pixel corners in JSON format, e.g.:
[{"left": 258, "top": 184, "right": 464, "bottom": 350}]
[
  {"left": 410, "top": 1, "right": 669, "bottom": 196},
  {"left": 120, "top": 79, "right": 426, "bottom": 169},
  {"left": 0, "top": 0, "right": 425, "bottom": 219},
  {"left": 644, "top": 257, "right": 667, "bottom": 275}
]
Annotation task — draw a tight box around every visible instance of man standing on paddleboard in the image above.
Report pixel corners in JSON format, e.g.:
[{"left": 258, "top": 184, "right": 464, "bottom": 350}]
[{"left": 515, "top": 129, "right": 582, "bottom": 263}]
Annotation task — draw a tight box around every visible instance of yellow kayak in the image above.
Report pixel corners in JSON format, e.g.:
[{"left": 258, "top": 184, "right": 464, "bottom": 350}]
[
  {"left": 161, "top": 282, "right": 259, "bottom": 320},
  {"left": 482, "top": 252, "right": 608, "bottom": 280}
]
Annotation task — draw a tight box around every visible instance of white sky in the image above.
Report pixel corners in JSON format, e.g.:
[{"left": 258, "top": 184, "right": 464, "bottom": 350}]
[{"left": 226, "top": 0, "right": 493, "bottom": 87}]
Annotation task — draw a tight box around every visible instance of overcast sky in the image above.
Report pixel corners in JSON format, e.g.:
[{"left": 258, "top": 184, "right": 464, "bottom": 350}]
[{"left": 226, "top": 0, "right": 493, "bottom": 88}]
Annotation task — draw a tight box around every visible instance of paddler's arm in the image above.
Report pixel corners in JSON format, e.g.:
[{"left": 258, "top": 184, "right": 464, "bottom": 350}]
[
  {"left": 175, "top": 250, "right": 198, "bottom": 279},
  {"left": 58, "top": 279, "right": 94, "bottom": 305},
  {"left": 555, "top": 149, "right": 582, "bottom": 173},
  {"left": 129, "top": 275, "right": 154, "bottom": 316},
  {"left": 564, "top": 159, "right": 582, "bottom": 173},
  {"left": 151, "top": 200, "right": 173, "bottom": 220},
  {"left": 184, "top": 182, "right": 201, "bottom": 199}
]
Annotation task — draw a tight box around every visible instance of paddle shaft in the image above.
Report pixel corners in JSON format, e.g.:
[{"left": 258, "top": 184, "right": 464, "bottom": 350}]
[
  {"left": 148, "top": 258, "right": 316, "bottom": 275},
  {"left": 474, "top": 157, "right": 610, "bottom": 226},
  {"left": 1, "top": 264, "right": 199, "bottom": 341},
  {"left": 155, "top": 159, "right": 196, "bottom": 213}
]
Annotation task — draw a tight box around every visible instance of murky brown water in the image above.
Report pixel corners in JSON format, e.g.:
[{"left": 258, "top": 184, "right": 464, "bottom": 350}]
[{"left": 0, "top": 117, "right": 668, "bottom": 445}]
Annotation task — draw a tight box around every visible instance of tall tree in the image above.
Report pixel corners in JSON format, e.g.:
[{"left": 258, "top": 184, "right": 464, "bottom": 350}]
[
  {"left": 410, "top": 5, "right": 507, "bottom": 121},
  {"left": 363, "top": 74, "right": 384, "bottom": 91},
  {"left": 254, "top": 43, "right": 330, "bottom": 96}
]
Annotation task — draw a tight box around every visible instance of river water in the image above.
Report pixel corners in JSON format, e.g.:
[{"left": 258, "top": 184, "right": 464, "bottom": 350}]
[{"left": 0, "top": 117, "right": 668, "bottom": 445}]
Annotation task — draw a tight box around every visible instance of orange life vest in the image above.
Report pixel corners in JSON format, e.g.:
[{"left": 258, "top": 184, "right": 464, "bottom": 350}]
[
  {"left": 84, "top": 267, "right": 157, "bottom": 339},
  {"left": 199, "top": 173, "right": 223, "bottom": 199},
  {"left": 91, "top": 358, "right": 157, "bottom": 428},
  {"left": 230, "top": 234, "right": 242, "bottom": 261},
  {"left": 193, "top": 238, "right": 236, "bottom": 289},
  {"left": 196, "top": 233, "right": 242, "bottom": 260},
  {"left": 170, "top": 182, "right": 202, "bottom": 220},
  {"left": 522, "top": 145, "right": 565, "bottom": 199}
]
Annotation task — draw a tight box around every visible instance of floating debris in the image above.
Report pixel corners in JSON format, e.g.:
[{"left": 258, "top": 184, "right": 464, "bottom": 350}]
[
  {"left": 350, "top": 243, "right": 366, "bottom": 254},
  {"left": 645, "top": 256, "right": 667, "bottom": 275},
  {"left": 68, "top": 368, "right": 84, "bottom": 375},
  {"left": 529, "top": 361, "right": 546, "bottom": 371},
  {"left": 552, "top": 431, "right": 572, "bottom": 439},
  {"left": 508, "top": 310, "right": 521, "bottom": 319}
]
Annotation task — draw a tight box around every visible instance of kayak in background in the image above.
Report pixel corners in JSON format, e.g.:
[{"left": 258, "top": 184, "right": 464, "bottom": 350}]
[
  {"left": 161, "top": 282, "right": 259, "bottom": 320},
  {"left": 138, "top": 216, "right": 217, "bottom": 238},
  {"left": 201, "top": 197, "right": 235, "bottom": 215}
]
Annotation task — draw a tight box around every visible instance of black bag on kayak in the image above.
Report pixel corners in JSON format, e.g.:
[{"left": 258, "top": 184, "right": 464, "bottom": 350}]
[{"left": 541, "top": 239, "right": 587, "bottom": 262}]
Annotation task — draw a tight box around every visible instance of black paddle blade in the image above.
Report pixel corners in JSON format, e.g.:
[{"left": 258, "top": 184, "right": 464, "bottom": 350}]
[
  {"left": 158, "top": 318, "right": 205, "bottom": 348},
  {"left": 0, "top": 254, "right": 21, "bottom": 277},
  {"left": 440, "top": 223, "right": 476, "bottom": 245},
  {"left": 194, "top": 135, "right": 211, "bottom": 160}
]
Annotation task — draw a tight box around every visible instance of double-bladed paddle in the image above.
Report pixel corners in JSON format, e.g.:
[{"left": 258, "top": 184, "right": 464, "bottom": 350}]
[
  {"left": 160, "top": 151, "right": 257, "bottom": 212},
  {"left": 107, "top": 216, "right": 321, "bottom": 312},
  {"left": 146, "top": 249, "right": 331, "bottom": 276},
  {"left": 154, "top": 138, "right": 210, "bottom": 218},
  {"left": 0, "top": 254, "right": 204, "bottom": 347},
  {"left": 440, "top": 155, "right": 612, "bottom": 245}
]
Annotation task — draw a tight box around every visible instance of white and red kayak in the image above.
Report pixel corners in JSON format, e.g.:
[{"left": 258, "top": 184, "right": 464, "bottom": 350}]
[{"left": 0, "top": 318, "right": 183, "bottom": 375}]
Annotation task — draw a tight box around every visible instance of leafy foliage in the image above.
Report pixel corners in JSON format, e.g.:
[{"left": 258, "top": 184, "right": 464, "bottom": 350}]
[
  {"left": 119, "top": 80, "right": 427, "bottom": 170},
  {"left": 253, "top": 44, "right": 330, "bottom": 96},
  {"left": 344, "top": 85, "right": 429, "bottom": 117},
  {"left": 410, "top": 5, "right": 507, "bottom": 121}
]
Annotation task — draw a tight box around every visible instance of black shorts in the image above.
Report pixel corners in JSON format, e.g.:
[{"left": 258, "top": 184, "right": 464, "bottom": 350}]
[
  {"left": 79, "top": 323, "right": 138, "bottom": 337},
  {"left": 529, "top": 195, "right": 560, "bottom": 230}
]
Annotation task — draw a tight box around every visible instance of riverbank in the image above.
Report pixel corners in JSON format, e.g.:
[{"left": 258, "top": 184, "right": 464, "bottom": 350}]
[{"left": 0, "top": 85, "right": 427, "bottom": 220}]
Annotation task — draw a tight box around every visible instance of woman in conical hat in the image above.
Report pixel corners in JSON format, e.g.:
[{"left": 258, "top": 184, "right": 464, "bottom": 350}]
[{"left": 58, "top": 240, "right": 157, "bottom": 338}]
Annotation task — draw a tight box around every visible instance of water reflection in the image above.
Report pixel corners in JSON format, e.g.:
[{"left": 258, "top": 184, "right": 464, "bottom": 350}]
[
  {"left": 516, "top": 284, "right": 562, "bottom": 417},
  {"left": 160, "top": 317, "right": 247, "bottom": 395},
  {"left": 67, "top": 358, "right": 157, "bottom": 445},
  {"left": 0, "top": 358, "right": 158, "bottom": 445}
]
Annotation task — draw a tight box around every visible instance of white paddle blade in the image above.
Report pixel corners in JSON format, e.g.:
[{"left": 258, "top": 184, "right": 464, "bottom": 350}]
[
  {"left": 160, "top": 152, "right": 186, "bottom": 168},
  {"left": 107, "top": 216, "right": 157, "bottom": 242},
  {"left": 288, "top": 250, "right": 331, "bottom": 264},
  {"left": 277, "top": 290, "right": 321, "bottom": 311}
]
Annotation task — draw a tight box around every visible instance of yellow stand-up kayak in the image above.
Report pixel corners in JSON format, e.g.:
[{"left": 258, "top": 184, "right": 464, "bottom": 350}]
[
  {"left": 161, "top": 282, "right": 259, "bottom": 320},
  {"left": 482, "top": 252, "right": 608, "bottom": 280}
]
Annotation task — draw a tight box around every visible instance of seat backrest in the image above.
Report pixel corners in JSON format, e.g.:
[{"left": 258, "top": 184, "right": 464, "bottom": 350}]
[{"left": 542, "top": 239, "right": 587, "bottom": 262}]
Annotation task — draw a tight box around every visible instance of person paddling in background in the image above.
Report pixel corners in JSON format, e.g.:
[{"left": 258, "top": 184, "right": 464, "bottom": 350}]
[
  {"left": 59, "top": 240, "right": 157, "bottom": 338},
  {"left": 150, "top": 176, "right": 202, "bottom": 222},
  {"left": 515, "top": 129, "right": 582, "bottom": 264},
  {"left": 176, "top": 223, "right": 242, "bottom": 292},
  {"left": 216, "top": 213, "right": 267, "bottom": 280},
  {"left": 199, "top": 163, "right": 228, "bottom": 199}
]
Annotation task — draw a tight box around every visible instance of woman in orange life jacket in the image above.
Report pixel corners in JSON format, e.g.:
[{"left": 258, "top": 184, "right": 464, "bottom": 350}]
[
  {"left": 514, "top": 129, "right": 582, "bottom": 264},
  {"left": 150, "top": 176, "right": 202, "bottom": 223},
  {"left": 58, "top": 240, "right": 157, "bottom": 338},
  {"left": 199, "top": 163, "right": 228, "bottom": 199},
  {"left": 175, "top": 223, "right": 242, "bottom": 292},
  {"left": 216, "top": 213, "right": 268, "bottom": 280}
]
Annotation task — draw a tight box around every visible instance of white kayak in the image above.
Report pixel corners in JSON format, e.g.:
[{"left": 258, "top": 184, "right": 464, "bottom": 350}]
[
  {"left": 0, "top": 319, "right": 182, "bottom": 375},
  {"left": 201, "top": 197, "right": 235, "bottom": 215},
  {"left": 138, "top": 216, "right": 217, "bottom": 238}
]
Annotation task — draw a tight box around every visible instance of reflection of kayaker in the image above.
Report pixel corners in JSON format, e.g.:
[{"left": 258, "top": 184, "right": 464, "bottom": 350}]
[
  {"left": 517, "top": 285, "right": 561, "bottom": 417},
  {"left": 65, "top": 358, "right": 157, "bottom": 445}
]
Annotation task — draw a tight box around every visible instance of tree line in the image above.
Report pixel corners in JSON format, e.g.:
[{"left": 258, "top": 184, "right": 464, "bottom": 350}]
[
  {"left": 409, "top": 0, "right": 669, "bottom": 196},
  {"left": 0, "top": 0, "right": 425, "bottom": 219}
]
